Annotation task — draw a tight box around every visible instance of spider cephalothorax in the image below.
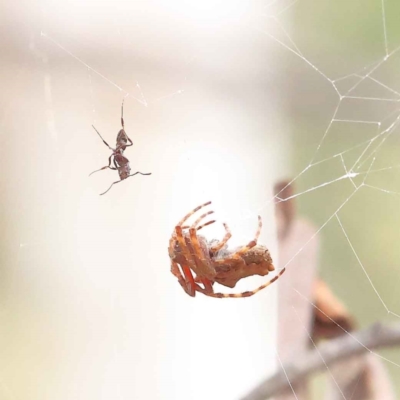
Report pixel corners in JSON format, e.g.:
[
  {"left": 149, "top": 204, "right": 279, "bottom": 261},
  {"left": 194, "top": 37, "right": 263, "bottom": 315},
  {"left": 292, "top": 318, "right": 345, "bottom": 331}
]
[{"left": 169, "top": 201, "right": 285, "bottom": 298}]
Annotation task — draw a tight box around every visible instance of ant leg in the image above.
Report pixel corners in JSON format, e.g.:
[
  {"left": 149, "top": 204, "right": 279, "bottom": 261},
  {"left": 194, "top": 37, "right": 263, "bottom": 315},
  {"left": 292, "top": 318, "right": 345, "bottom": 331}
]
[
  {"left": 89, "top": 155, "right": 117, "bottom": 176},
  {"left": 99, "top": 179, "right": 124, "bottom": 195},
  {"left": 125, "top": 137, "right": 133, "bottom": 148},
  {"left": 90, "top": 166, "right": 116, "bottom": 176},
  {"left": 113, "top": 157, "right": 119, "bottom": 169},
  {"left": 128, "top": 171, "right": 152, "bottom": 178},
  {"left": 100, "top": 172, "right": 151, "bottom": 195},
  {"left": 92, "top": 126, "right": 115, "bottom": 151}
]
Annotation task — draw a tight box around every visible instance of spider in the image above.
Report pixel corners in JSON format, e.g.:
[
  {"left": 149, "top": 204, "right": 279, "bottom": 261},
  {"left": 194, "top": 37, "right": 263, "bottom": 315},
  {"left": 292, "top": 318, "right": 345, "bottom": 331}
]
[
  {"left": 89, "top": 100, "right": 151, "bottom": 195},
  {"left": 169, "top": 201, "right": 285, "bottom": 298}
]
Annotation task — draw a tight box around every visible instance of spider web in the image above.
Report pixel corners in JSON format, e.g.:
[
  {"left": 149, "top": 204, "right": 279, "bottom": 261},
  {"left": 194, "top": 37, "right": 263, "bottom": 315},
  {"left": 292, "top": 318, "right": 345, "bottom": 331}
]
[
  {"left": 254, "top": 0, "right": 400, "bottom": 398},
  {"left": 4, "top": 0, "right": 400, "bottom": 399},
  {"left": 42, "top": 0, "right": 400, "bottom": 397}
]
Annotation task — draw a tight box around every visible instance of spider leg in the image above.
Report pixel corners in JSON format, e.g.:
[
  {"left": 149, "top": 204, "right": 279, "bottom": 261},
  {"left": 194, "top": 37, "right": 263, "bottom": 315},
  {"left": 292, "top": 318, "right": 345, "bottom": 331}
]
[
  {"left": 89, "top": 155, "right": 117, "bottom": 176},
  {"left": 181, "top": 265, "right": 197, "bottom": 296},
  {"left": 175, "top": 226, "right": 198, "bottom": 274},
  {"left": 229, "top": 216, "right": 262, "bottom": 259},
  {"left": 92, "top": 125, "right": 115, "bottom": 152},
  {"left": 194, "top": 275, "right": 202, "bottom": 283},
  {"left": 210, "top": 222, "right": 232, "bottom": 253},
  {"left": 196, "top": 220, "right": 216, "bottom": 231},
  {"left": 192, "top": 211, "right": 214, "bottom": 228},
  {"left": 171, "top": 261, "right": 198, "bottom": 297},
  {"left": 177, "top": 201, "right": 212, "bottom": 226},
  {"left": 171, "top": 202, "right": 220, "bottom": 292},
  {"left": 181, "top": 220, "right": 216, "bottom": 230},
  {"left": 181, "top": 211, "right": 216, "bottom": 233},
  {"left": 203, "top": 268, "right": 286, "bottom": 298},
  {"left": 171, "top": 261, "right": 187, "bottom": 289},
  {"left": 189, "top": 226, "right": 215, "bottom": 278},
  {"left": 199, "top": 277, "right": 214, "bottom": 292}
]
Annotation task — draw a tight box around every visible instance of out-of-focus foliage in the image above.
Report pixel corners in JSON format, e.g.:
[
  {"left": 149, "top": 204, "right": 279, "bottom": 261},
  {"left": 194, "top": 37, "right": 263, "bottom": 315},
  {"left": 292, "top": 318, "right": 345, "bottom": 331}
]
[{"left": 277, "top": 0, "right": 400, "bottom": 396}]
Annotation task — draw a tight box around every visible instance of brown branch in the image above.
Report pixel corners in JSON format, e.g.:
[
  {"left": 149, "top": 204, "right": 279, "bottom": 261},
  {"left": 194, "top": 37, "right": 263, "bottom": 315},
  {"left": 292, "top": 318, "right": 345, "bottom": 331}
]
[{"left": 241, "top": 322, "right": 400, "bottom": 400}]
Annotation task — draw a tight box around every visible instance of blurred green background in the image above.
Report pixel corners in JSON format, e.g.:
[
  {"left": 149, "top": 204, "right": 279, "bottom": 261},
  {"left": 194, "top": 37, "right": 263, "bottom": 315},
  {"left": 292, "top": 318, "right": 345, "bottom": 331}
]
[{"left": 274, "top": 0, "right": 400, "bottom": 396}]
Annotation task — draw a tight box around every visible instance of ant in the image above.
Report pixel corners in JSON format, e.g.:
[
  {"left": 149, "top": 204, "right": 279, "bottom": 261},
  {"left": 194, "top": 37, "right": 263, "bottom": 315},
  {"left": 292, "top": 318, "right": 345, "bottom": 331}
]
[{"left": 90, "top": 100, "right": 151, "bottom": 195}]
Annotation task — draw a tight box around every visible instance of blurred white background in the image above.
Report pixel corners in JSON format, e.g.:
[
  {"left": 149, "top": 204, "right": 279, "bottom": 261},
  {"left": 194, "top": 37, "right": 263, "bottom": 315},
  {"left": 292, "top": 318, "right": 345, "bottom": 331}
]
[{"left": 0, "top": 0, "right": 291, "bottom": 399}]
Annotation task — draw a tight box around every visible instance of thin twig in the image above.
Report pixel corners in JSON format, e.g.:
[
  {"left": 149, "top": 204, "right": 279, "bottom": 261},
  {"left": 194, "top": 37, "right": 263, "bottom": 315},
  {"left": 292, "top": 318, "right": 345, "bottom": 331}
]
[{"left": 241, "top": 322, "right": 400, "bottom": 400}]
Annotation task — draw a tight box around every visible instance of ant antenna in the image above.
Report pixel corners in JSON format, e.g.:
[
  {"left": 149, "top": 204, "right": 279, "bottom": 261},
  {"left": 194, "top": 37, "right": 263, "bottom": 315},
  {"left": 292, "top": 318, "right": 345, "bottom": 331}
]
[
  {"left": 121, "top": 99, "right": 125, "bottom": 129},
  {"left": 92, "top": 125, "right": 114, "bottom": 151}
]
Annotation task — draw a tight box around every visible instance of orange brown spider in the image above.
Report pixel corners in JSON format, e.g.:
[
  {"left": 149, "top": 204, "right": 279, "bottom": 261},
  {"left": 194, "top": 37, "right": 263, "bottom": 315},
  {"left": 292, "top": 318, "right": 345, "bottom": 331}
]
[{"left": 169, "top": 201, "right": 285, "bottom": 298}]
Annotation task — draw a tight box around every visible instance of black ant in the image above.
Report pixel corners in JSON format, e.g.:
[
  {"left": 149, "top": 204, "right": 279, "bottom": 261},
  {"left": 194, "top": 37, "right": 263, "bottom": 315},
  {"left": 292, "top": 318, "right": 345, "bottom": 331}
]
[{"left": 90, "top": 100, "right": 151, "bottom": 195}]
